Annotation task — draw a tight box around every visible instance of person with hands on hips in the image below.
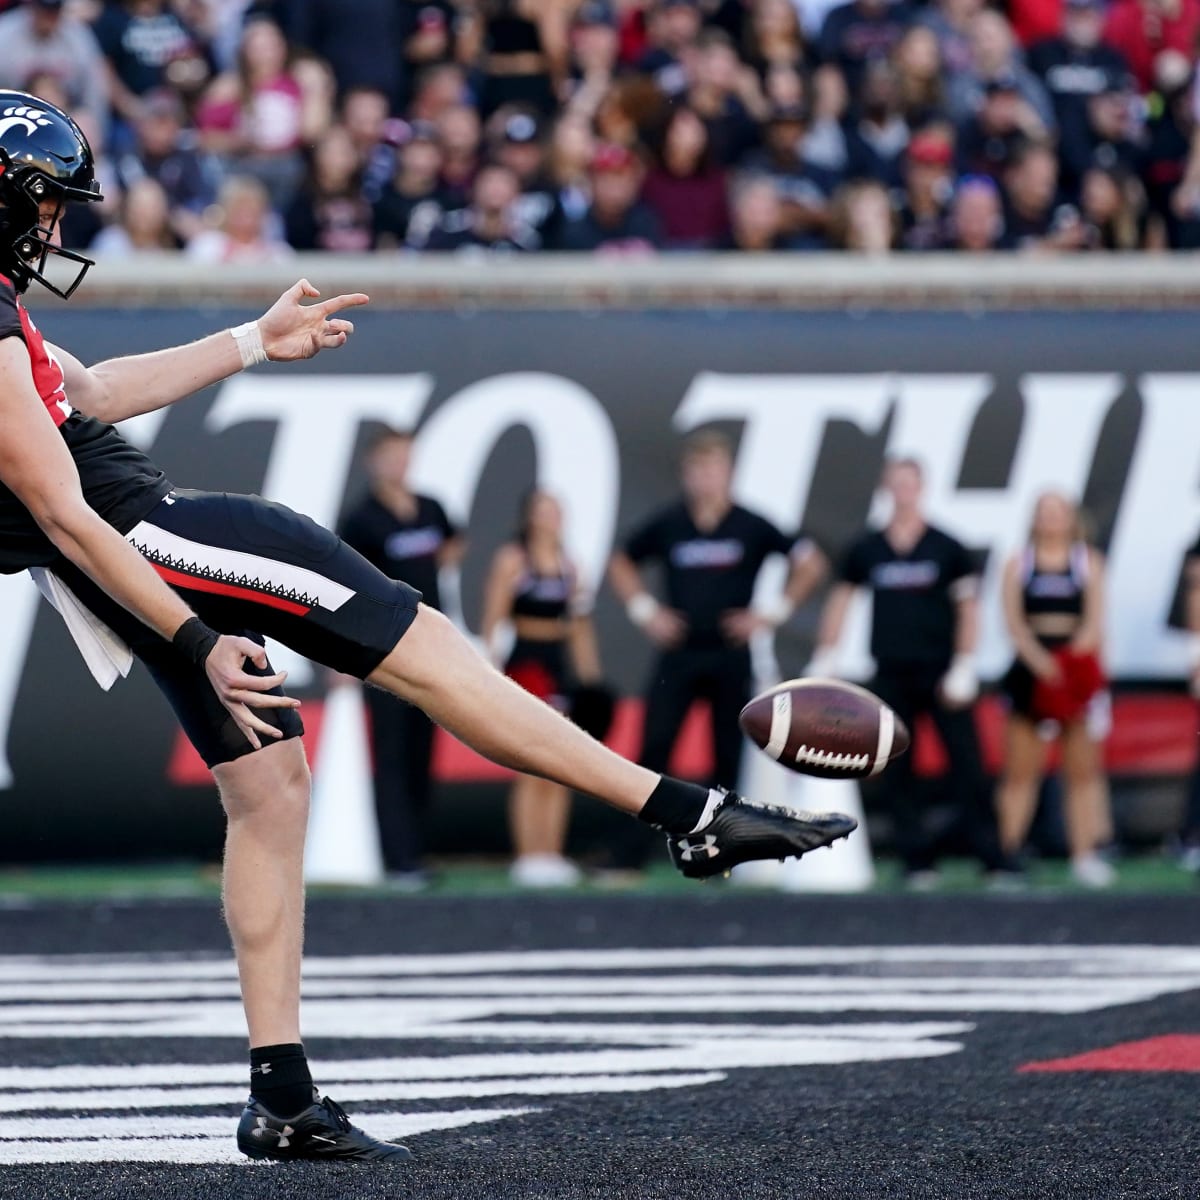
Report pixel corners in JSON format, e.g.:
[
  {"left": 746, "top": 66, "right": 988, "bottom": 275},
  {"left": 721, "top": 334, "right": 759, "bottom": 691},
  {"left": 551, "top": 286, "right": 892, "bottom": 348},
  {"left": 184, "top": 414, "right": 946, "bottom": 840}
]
[
  {"left": 609, "top": 429, "right": 827, "bottom": 872},
  {"left": 808, "top": 456, "right": 1010, "bottom": 886}
]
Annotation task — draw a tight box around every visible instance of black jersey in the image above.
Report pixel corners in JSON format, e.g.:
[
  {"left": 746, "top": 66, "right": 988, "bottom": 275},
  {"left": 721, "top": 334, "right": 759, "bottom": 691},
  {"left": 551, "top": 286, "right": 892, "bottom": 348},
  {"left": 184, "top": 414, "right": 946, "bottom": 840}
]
[
  {"left": 1019, "top": 543, "right": 1089, "bottom": 647},
  {"left": 626, "top": 502, "right": 806, "bottom": 649},
  {"left": 841, "top": 524, "right": 976, "bottom": 669},
  {"left": 337, "top": 492, "right": 455, "bottom": 611}
]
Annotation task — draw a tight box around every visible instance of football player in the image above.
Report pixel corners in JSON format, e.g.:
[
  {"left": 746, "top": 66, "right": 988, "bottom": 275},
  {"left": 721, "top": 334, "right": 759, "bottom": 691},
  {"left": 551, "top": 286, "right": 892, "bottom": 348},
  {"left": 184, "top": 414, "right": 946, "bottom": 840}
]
[{"left": 0, "top": 92, "right": 854, "bottom": 1162}]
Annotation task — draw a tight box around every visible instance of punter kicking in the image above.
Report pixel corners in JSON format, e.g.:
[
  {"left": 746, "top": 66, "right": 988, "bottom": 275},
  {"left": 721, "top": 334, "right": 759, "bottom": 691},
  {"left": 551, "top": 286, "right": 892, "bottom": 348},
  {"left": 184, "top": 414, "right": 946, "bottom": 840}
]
[{"left": 0, "top": 92, "right": 853, "bottom": 1163}]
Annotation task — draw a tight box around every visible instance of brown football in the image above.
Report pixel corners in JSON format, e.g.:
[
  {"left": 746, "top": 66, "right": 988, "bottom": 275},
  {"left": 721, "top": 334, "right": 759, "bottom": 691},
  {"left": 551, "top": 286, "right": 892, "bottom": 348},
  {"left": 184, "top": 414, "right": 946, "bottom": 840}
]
[{"left": 738, "top": 679, "right": 910, "bottom": 780}]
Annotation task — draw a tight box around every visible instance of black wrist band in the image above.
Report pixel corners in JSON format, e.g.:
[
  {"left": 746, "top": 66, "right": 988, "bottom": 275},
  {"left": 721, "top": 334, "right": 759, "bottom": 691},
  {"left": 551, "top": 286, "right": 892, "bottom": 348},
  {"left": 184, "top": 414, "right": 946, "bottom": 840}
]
[{"left": 172, "top": 616, "right": 220, "bottom": 666}]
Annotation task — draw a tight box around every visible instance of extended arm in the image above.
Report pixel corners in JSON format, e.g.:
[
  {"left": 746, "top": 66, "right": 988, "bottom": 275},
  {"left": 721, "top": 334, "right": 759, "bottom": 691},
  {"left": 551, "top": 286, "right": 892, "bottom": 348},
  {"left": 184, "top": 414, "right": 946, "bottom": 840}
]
[
  {"left": 49, "top": 280, "right": 368, "bottom": 425},
  {"left": 0, "top": 338, "right": 295, "bottom": 747}
]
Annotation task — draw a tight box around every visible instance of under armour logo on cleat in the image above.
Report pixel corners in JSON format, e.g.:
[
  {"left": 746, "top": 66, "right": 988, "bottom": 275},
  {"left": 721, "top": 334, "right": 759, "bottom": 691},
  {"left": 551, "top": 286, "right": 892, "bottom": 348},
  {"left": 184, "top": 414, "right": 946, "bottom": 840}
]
[
  {"left": 252, "top": 1117, "right": 294, "bottom": 1147},
  {"left": 675, "top": 835, "right": 719, "bottom": 862}
]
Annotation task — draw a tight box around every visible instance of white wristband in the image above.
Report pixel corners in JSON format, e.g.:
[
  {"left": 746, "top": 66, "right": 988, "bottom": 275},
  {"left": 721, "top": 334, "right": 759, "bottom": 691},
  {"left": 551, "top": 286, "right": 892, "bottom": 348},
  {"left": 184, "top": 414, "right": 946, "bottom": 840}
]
[
  {"left": 230, "top": 320, "right": 268, "bottom": 369},
  {"left": 755, "top": 596, "right": 795, "bottom": 628},
  {"left": 626, "top": 592, "right": 660, "bottom": 627},
  {"left": 941, "top": 653, "right": 979, "bottom": 705}
]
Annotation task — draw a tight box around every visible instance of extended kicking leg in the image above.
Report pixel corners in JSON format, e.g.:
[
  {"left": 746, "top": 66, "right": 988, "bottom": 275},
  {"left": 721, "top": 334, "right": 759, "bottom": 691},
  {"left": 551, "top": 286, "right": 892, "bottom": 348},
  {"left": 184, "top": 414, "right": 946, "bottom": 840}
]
[{"left": 369, "top": 607, "right": 857, "bottom": 878}]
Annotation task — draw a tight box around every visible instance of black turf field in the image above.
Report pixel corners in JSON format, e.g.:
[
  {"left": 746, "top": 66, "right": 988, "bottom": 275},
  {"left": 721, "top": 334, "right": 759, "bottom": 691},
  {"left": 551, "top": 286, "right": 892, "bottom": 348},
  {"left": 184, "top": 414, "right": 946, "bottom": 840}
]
[{"left": 0, "top": 892, "right": 1195, "bottom": 1200}]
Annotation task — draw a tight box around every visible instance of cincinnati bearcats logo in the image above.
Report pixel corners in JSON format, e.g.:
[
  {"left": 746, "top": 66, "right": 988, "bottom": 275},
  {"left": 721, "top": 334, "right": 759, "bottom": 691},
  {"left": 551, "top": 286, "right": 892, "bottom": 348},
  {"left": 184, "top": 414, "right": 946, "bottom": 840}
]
[{"left": 0, "top": 105, "right": 52, "bottom": 141}]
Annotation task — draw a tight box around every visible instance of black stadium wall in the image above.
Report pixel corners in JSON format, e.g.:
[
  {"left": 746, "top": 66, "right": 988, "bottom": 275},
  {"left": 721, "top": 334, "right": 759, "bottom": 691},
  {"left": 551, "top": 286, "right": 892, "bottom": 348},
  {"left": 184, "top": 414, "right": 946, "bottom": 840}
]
[{"left": 3, "top": 302, "right": 1198, "bottom": 861}]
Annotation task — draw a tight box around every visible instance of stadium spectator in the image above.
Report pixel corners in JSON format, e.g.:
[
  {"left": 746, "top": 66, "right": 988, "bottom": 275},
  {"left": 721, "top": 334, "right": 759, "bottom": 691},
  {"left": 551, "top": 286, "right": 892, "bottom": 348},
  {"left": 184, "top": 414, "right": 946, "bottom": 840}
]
[
  {"left": 565, "top": 0, "right": 621, "bottom": 115},
  {"left": 469, "top": 0, "right": 576, "bottom": 118},
  {"left": 93, "top": 0, "right": 209, "bottom": 136},
  {"left": 899, "top": 126, "right": 956, "bottom": 248},
  {"left": 339, "top": 85, "right": 407, "bottom": 204},
  {"left": 185, "top": 173, "right": 294, "bottom": 262},
  {"left": 641, "top": 104, "right": 732, "bottom": 247},
  {"left": 843, "top": 61, "right": 912, "bottom": 190},
  {"left": 419, "top": 161, "right": 539, "bottom": 251},
  {"left": 284, "top": 123, "right": 374, "bottom": 251},
  {"left": 956, "top": 74, "right": 1047, "bottom": 179},
  {"left": 1072, "top": 69, "right": 1145, "bottom": 187},
  {"left": 408, "top": 62, "right": 471, "bottom": 124},
  {"left": 481, "top": 488, "right": 603, "bottom": 888},
  {"left": 920, "top": 0, "right": 985, "bottom": 83},
  {"left": 947, "top": 172, "right": 1006, "bottom": 247},
  {"left": 995, "top": 491, "right": 1113, "bottom": 887},
  {"left": 1160, "top": 53, "right": 1200, "bottom": 243},
  {"left": 1079, "top": 162, "right": 1143, "bottom": 247},
  {"left": 0, "top": 0, "right": 109, "bottom": 145},
  {"left": 1103, "top": 0, "right": 1200, "bottom": 94},
  {"left": 90, "top": 175, "right": 177, "bottom": 255},
  {"left": 743, "top": 0, "right": 808, "bottom": 77},
  {"left": 638, "top": 0, "right": 704, "bottom": 96},
  {"left": 373, "top": 121, "right": 448, "bottom": 249},
  {"left": 609, "top": 428, "right": 827, "bottom": 875},
  {"left": 810, "top": 456, "right": 1009, "bottom": 885},
  {"left": 338, "top": 428, "right": 464, "bottom": 889},
  {"left": 829, "top": 177, "right": 896, "bottom": 249},
  {"left": 116, "top": 87, "right": 218, "bottom": 244},
  {"left": 552, "top": 141, "right": 663, "bottom": 252},
  {"left": 741, "top": 102, "right": 841, "bottom": 246},
  {"left": 277, "top": 0, "right": 412, "bottom": 108},
  {"left": 817, "top": 0, "right": 913, "bottom": 98},
  {"left": 401, "top": 0, "right": 459, "bottom": 85},
  {"left": 682, "top": 28, "right": 763, "bottom": 165},
  {"left": 948, "top": 10, "right": 1055, "bottom": 128},
  {"left": 1029, "top": 0, "right": 1131, "bottom": 194},
  {"left": 435, "top": 101, "right": 484, "bottom": 207},
  {"left": 893, "top": 24, "right": 949, "bottom": 126},
  {"left": 196, "top": 14, "right": 332, "bottom": 211},
  {"left": 719, "top": 172, "right": 795, "bottom": 248},
  {"left": 546, "top": 111, "right": 597, "bottom": 227},
  {"left": 487, "top": 106, "right": 561, "bottom": 242},
  {"left": 1001, "top": 138, "right": 1088, "bottom": 249}
]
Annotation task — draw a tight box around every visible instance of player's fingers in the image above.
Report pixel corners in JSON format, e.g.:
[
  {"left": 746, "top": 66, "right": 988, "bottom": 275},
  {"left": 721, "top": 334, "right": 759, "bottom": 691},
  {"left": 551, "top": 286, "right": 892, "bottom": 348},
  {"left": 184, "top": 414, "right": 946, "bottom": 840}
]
[
  {"left": 326, "top": 318, "right": 355, "bottom": 335},
  {"left": 228, "top": 636, "right": 269, "bottom": 667},
  {"left": 227, "top": 690, "right": 301, "bottom": 709},
  {"left": 233, "top": 704, "right": 285, "bottom": 743},
  {"left": 320, "top": 292, "right": 370, "bottom": 316},
  {"left": 226, "top": 668, "right": 289, "bottom": 693}
]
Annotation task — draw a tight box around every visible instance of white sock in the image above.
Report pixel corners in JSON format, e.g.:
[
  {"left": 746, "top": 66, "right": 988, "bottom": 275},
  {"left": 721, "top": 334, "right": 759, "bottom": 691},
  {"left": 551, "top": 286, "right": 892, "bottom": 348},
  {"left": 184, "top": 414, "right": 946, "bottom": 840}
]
[{"left": 688, "top": 788, "right": 726, "bottom": 834}]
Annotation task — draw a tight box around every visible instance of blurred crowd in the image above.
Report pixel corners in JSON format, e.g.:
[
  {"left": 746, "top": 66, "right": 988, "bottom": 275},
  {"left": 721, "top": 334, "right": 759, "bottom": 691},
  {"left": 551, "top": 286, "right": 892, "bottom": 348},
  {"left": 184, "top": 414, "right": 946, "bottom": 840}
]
[{"left": 7, "top": 0, "right": 1200, "bottom": 256}]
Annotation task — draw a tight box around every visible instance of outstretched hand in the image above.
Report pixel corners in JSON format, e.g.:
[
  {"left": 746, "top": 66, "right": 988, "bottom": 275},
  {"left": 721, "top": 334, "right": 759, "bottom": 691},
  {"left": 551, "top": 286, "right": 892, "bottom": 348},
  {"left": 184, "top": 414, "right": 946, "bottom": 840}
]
[
  {"left": 258, "top": 279, "right": 370, "bottom": 362},
  {"left": 205, "top": 634, "right": 301, "bottom": 751}
]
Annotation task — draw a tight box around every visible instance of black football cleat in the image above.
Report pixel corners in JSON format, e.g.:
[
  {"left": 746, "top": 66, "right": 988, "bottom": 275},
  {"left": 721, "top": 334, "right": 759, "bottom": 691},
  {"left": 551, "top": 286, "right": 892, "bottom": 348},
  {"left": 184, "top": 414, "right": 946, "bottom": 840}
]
[
  {"left": 237, "top": 1091, "right": 411, "bottom": 1163},
  {"left": 667, "top": 789, "right": 858, "bottom": 879}
]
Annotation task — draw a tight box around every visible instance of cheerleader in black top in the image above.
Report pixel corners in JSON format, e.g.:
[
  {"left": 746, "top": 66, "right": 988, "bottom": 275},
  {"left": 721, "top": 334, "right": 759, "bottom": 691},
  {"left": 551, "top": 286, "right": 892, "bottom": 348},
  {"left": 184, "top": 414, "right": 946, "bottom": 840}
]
[
  {"left": 996, "top": 492, "right": 1114, "bottom": 887},
  {"left": 481, "top": 489, "right": 602, "bottom": 887}
]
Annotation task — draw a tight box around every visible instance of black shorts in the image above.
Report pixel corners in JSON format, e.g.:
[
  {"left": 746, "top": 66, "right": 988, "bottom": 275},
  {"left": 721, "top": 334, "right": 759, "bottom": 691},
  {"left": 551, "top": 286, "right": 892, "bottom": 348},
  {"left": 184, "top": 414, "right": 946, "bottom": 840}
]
[{"left": 48, "top": 489, "right": 421, "bottom": 769}]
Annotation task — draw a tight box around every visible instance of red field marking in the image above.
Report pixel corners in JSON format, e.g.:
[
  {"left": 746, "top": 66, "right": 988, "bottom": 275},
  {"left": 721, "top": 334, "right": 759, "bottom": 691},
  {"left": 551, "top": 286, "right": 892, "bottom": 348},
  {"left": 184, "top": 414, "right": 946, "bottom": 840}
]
[{"left": 1019, "top": 1035, "right": 1200, "bottom": 1073}]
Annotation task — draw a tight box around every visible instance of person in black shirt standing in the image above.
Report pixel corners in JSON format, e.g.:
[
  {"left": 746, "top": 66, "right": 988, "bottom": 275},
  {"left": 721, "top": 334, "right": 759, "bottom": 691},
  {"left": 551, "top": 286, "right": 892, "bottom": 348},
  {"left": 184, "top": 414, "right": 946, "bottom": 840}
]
[
  {"left": 338, "top": 429, "right": 463, "bottom": 886},
  {"left": 809, "top": 457, "right": 1006, "bottom": 884},
  {"left": 609, "top": 430, "right": 827, "bottom": 868}
]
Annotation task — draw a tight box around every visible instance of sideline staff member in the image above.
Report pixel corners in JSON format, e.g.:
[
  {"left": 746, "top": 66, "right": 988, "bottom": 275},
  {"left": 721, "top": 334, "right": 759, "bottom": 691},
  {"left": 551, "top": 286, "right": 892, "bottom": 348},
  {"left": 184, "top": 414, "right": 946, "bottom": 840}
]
[
  {"left": 610, "top": 430, "right": 827, "bottom": 866},
  {"left": 810, "top": 456, "right": 1007, "bottom": 883},
  {"left": 338, "top": 428, "right": 463, "bottom": 885}
]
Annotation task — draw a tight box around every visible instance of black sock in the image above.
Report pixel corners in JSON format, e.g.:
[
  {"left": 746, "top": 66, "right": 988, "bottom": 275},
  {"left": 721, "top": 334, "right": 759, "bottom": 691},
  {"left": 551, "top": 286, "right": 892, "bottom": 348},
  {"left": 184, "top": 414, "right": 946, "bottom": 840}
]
[
  {"left": 637, "top": 776, "right": 713, "bottom": 834},
  {"left": 250, "top": 1043, "right": 315, "bottom": 1117}
]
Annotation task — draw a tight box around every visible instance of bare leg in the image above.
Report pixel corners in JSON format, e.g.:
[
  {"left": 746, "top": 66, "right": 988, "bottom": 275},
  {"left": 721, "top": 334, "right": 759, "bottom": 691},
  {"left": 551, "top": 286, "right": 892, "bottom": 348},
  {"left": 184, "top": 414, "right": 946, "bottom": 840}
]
[
  {"left": 370, "top": 607, "right": 660, "bottom": 814},
  {"left": 1061, "top": 721, "right": 1106, "bottom": 860},
  {"left": 510, "top": 775, "right": 572, "bottom": 858},
  {"left": 995, "top": 717, "right": 1047, "bottom": 856},
  {"left": 214, "top": 738, "right": 311, "bottom": 1048}
]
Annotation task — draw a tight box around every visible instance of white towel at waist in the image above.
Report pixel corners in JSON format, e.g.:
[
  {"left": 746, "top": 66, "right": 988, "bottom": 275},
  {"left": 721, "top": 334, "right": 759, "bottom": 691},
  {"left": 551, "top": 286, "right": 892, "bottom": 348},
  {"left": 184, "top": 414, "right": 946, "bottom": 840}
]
[{"left": 29, "top": 568, "right": 134, "bottom": 691}]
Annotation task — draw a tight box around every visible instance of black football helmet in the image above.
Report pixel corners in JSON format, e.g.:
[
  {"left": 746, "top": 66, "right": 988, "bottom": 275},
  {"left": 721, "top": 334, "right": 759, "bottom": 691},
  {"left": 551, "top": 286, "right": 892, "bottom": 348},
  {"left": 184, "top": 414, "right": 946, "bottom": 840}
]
[{"left": 0, "top": 91, "right": 102, "bottom": 299}]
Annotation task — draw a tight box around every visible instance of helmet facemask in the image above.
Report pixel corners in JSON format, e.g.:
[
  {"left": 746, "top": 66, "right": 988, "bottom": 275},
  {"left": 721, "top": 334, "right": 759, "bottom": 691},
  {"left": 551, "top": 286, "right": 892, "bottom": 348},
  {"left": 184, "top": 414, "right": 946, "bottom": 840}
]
[{"left": 0, "top": 158, "right": 103, "bottom": 300}]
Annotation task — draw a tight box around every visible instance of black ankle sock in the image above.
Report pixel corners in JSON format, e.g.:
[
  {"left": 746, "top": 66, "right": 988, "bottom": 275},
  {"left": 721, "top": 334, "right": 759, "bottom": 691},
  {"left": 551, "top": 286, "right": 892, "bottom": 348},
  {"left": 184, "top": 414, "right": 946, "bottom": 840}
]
[
  {"left": 250, "top": 1042, "right": 315, "bottom": 1117},
  {"left": 637, "top": 776, "right": 712, "bottom": 834}
]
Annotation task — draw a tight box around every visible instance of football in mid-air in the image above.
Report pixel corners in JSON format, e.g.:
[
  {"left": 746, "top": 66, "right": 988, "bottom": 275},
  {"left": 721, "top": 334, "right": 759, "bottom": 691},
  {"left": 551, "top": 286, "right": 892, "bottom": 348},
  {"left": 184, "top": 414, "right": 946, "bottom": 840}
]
[{"left": 739, "top": 679, "right": 910, "bottom": 779}]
